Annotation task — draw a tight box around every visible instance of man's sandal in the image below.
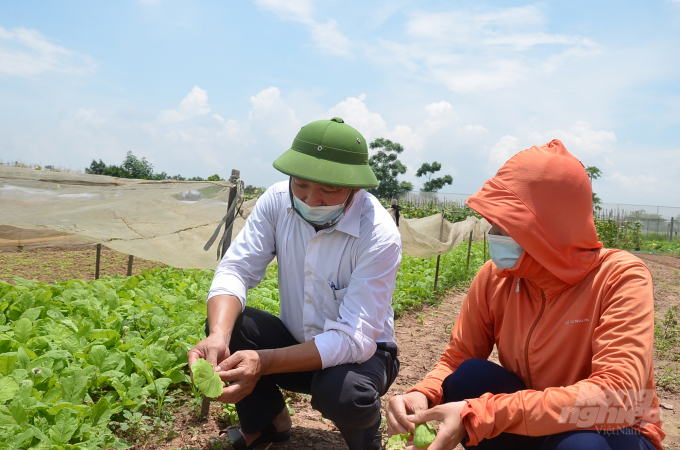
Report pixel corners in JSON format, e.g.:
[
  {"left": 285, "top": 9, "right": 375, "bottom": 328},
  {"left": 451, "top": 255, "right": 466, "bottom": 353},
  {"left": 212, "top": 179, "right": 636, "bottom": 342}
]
[{"left": 205, "top": 422, "right": 291, "bottom": 450}]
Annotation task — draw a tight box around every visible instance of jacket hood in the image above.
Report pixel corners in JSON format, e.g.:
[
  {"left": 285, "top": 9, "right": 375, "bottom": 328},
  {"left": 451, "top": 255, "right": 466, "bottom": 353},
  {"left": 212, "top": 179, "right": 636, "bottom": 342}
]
[{"left": 466, "top": 139, "right": 603, "bottom": 285}]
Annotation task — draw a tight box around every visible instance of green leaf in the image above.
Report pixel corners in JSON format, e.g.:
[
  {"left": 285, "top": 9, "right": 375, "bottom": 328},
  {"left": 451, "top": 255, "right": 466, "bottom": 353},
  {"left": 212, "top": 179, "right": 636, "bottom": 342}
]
[
  {"left": 414, "top": 421, "right": 437, "bottom": 449},
  {"left": 190, "top": 358, "right": 223, "bottom": 398},
  {"left": 49, "top": 407, "right": 79, "bottom": 446},
  {"left": 147, "top": 346, "right": 177, "bottom": 374},
  {"left": 90, "top": 396, "right": 112, "bottom": 426},
  {"left": 60, "top": 371, "right": 88, "bottom": 404},
  {"left": 19, "top": 307, "right": 41, "bottom": 321},
  {"left": 387, "top": 433, "right": 409, "bottom": 450},
  {"left": 88, "top": 345, "right": 107, "bottom": 368},
  {"left": 0, "top": 377, "right": 19, "bottom": 402},
  {"left": 126, "top": 373, "right": 146, "bottom": 400},
  {"left": 16, "top": 347, "right": 30, "bottom": 370},
  {"left": 13, "top": 318, "right": 33, "bottom": 344},
  {"left": 145, "top": 377, "right": 172, "bottom": 396},
  {"left": 105, "top": 289, "right": 120, "bottom": 310},
  {"left": 0, "top": 353, "right": 18, "bottom": 376}
]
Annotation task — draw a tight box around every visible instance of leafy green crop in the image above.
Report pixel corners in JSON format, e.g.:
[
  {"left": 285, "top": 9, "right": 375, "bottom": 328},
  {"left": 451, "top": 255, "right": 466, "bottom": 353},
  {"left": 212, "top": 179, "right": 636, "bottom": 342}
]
[
  {"left": 0, "top": 247, "right": 484, "bottom": 448},
  {"left": 191, "top": 358, "right": 223, "bottom": 398},
  {"left": 387, "top": 432, "right": 409, "bottom": 449},
  {"left": 414, "top": 420, "right": 437, "bottom": 449}
]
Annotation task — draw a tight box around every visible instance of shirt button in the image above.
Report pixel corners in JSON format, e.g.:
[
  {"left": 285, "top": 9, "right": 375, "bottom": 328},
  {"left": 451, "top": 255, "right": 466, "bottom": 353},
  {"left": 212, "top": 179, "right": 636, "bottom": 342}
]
[
  {"left": 306, "top": 328, "right": 311, "bottom": 333},
  {"left": 306, "top": 298, "right": 312, "bottom": 304},
  {"left": 306, "top": 270, "right": 312, "bottom": 275},
  {"left": 312, "top": 238, "right": 317, "bottom": 243}
]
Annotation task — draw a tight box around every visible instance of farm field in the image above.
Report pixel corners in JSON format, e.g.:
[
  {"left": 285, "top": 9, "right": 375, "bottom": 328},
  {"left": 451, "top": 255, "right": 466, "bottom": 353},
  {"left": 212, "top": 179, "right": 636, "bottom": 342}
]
[{"left": 1, "top": 247, "right": 679, "bottom": 449}]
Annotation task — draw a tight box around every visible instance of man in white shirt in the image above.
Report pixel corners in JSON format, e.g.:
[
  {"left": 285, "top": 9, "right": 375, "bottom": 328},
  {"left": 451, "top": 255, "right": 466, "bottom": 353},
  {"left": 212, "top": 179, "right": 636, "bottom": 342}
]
[{"left": 188, "top": 117, "right": 402, "bottom": 450}]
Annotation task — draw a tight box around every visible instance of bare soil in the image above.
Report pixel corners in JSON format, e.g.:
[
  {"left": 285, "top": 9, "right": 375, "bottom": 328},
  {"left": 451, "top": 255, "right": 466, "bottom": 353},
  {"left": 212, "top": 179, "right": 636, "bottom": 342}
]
[{"left": 0, "top": 245, "right": 163, "bottom": 284}]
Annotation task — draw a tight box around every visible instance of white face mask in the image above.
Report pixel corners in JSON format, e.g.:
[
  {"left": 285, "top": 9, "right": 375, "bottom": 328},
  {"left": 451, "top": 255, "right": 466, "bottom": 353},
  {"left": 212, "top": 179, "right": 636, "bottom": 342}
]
[
  {"left": 292, "top": 192, "right": 347, "bottom": 226},
  {"left": 487, "top": 234, "right": 524, "bottom": 270}
]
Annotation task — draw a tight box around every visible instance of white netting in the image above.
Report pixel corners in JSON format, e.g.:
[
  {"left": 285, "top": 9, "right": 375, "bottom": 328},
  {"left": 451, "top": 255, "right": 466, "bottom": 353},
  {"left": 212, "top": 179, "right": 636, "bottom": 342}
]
[
  {"left": 387, "top": 210, "right": 491, "bottom": 259},
  {"left": 0, "top": 165, "right": 257, "bottom": 269},
  {"left": 1, "top": 165, "right": 488, "bottom": 266}
]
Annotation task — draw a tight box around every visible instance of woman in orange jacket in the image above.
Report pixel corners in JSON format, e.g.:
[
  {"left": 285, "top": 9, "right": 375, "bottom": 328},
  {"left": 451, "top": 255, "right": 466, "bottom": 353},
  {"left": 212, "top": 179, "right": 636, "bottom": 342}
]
[{"left": 386, "top": 140, "right": 664, "bottom": 450}]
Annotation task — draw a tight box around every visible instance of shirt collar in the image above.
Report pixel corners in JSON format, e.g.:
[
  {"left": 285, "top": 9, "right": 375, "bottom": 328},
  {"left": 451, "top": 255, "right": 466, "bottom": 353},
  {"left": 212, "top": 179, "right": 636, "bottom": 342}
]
[{"left": 330, "top": 189, "right": 363, "bottom": 238}]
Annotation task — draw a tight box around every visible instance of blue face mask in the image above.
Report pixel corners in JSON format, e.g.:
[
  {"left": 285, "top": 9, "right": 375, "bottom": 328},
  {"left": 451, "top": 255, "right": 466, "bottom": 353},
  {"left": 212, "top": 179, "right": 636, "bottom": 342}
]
[
  {"left": 487, "top": 234, "right": 524, "bottom": 270},
  {"left": 292, "top": 193, "right": 346, "bottom": 226}
]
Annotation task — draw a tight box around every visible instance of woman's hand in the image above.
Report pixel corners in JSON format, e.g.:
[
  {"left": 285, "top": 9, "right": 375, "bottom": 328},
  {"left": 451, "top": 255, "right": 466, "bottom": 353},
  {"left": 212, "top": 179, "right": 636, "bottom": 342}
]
[
  {"left": 408, "top": 401, "right": 468, "bottom": 450},
  {"left": 387, "top": 391, "right": 430, "bottom": 435}
]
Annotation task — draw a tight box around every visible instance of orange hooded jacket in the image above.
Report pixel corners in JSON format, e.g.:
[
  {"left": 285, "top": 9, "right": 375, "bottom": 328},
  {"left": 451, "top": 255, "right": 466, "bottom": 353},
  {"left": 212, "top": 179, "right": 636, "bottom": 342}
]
[{"left": 408, "top": 139, "right": 664, "bottom": 448}]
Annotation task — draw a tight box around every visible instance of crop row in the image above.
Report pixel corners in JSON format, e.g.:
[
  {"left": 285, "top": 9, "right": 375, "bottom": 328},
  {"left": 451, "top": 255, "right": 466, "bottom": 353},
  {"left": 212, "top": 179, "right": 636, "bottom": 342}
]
[{"left": 0, "top": 243, "right": 487, "bottom": 449}]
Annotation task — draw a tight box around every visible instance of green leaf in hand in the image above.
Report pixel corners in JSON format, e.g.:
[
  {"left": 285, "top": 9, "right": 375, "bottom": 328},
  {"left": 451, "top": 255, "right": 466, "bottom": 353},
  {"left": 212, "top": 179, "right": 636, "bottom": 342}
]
[
  {"left": 387, "top": 433, "right": 409, "bottom": 450},
  {"left": 414, "top": 420, "right": 437, "bottom": 449},
  {"left": 191, "top": 358, "right": 223, "bottom": 398}
]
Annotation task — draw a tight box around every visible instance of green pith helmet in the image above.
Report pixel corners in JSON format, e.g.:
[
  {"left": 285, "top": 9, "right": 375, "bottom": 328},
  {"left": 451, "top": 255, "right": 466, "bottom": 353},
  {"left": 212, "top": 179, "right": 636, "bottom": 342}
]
[{"left": 273, "top": 117, "right": 379, "bottom": 189}]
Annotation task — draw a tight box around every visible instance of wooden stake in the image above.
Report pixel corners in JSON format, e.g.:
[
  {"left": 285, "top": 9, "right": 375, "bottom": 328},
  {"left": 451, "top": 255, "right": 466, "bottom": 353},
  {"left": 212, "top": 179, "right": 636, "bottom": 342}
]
[
  {"left": 95, "top": 244, "right": 101, "bottom": 280},
  {"left": 466, "top": 230, "right": 473, "bottom": 272},
  {"left": 202, "top": 169, "right": 240, "bottom": 421},
  {"left": 483, "top": 231, "right": 487, "bottom": 261},
  {"left": 127, "top": 255, "right": 134, "bottom": 276},
  {"left": 433, "top": 213, "right": 445, "bottom": 292}
]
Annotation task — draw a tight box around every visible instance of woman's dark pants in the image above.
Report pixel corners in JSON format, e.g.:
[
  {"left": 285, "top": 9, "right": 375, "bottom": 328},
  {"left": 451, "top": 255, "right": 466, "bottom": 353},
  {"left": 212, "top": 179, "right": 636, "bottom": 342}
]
[{"left": 443, "top": 359, "right": 656, "bottom": 450}]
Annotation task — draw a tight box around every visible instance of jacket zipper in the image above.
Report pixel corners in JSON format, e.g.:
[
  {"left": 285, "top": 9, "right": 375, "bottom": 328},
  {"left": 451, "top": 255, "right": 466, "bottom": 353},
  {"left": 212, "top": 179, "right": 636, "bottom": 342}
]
[{"left": 524, "top": 290, "right": 547, "bottom": 389}]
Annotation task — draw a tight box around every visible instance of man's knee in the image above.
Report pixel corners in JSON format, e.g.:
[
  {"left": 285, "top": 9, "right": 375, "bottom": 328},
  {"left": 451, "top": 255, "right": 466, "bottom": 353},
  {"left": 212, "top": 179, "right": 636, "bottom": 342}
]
[{"left": 311, "top": 366, "right": 380, "bottom": 429}]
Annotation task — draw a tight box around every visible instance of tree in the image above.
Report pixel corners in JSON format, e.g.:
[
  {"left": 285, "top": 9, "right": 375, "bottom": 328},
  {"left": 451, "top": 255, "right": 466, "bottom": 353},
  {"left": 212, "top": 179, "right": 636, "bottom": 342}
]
[
  {"left": 585, "top": 166, "right": 602, "bottom": 184},
  {"left": 121, "top": 151, "right": 154, "bottom": 179},
  {"left": 416, "top": 161, "right": 453, "bottom": 192},
  {"left": 585, "top": 166, "right": 603, "bottom": 210},
  {"left": 368, "top": 138, "right": 414, "bottom": 199}
]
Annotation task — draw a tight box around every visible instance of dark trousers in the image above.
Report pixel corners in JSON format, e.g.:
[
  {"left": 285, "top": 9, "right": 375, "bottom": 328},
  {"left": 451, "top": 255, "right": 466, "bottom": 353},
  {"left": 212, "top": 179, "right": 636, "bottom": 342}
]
[
  {"left": 208, "top": 307, "right": 400, "bottom": 450},
  {"left": 443, "top": 359, "right": 656, "bottom": 450}
]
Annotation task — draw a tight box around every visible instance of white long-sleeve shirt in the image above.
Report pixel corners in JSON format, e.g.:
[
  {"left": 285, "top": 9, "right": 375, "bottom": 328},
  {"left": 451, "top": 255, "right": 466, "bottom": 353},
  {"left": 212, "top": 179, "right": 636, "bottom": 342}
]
[{"left": 207, "top": 180, "right": 401, "bottom": 369}]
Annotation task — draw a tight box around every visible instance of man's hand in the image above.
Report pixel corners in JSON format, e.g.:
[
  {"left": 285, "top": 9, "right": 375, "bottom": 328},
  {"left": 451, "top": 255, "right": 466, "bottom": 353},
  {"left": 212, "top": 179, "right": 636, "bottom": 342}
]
[
  {"left": 387, "top": 391, "right": 430, "bottom": 436},
  {"left": 187, "top": 334, "right": 231, "bottom": 382},
  {"left": 215, "top": 350, "right": 264, "bottom": 404},
  {"left": 408, "top": 401, "right": 468, "bottom": 450}
]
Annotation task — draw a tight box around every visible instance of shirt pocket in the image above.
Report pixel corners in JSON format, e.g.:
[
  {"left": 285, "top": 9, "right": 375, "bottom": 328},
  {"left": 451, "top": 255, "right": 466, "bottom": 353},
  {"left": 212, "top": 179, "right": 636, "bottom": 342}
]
[{"left": 323, "top": 280, "right": 348, "bottom": 319}]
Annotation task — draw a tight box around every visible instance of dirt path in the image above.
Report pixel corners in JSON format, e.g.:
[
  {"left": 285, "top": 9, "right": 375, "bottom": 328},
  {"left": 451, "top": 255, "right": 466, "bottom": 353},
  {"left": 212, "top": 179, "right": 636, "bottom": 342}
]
[{"left": 640, "top": 253, "right": 680, "bottom": 449}]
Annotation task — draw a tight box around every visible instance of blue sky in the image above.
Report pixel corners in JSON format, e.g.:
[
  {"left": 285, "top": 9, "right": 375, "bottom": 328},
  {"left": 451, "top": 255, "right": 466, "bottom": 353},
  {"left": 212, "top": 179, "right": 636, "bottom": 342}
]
[{"left": 1, "top": 0, "right": 679, "bottom": 206}]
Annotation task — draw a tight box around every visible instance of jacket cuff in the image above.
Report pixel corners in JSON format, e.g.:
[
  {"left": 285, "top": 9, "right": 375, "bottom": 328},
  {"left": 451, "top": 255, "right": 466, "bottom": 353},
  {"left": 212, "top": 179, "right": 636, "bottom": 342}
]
[{"left": 460, "top": 400, "right": 482, "bottom": 446}]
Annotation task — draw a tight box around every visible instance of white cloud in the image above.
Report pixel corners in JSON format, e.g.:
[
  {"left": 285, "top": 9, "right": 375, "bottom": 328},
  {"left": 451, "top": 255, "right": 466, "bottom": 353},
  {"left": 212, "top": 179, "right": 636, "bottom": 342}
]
[
  {"left": 489, "top": 135, "right": 520, "bottom": 167},
  {"left": 531, "top": 121, "right": 617, "bottom": 156},
  {"left": 372, "top": 6, "right": 598, "bottom": 92},
  {"left": 425, "top": 101, "right": 453, "bottom": 117},
  {"left": 254, "top": 0, "right": 352, "bottom": 56},
  {"left": 0, "top": 26, "right": 96, "bottom": 77},
  {"left": 158, "top": 86, "right": 211, "bottom": 123},
  {"left": 73, "top": 108, "right": 108, "bottom": 127},
  {"left": 609, "top": 172, "right": 666, "bottom": 196}
]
